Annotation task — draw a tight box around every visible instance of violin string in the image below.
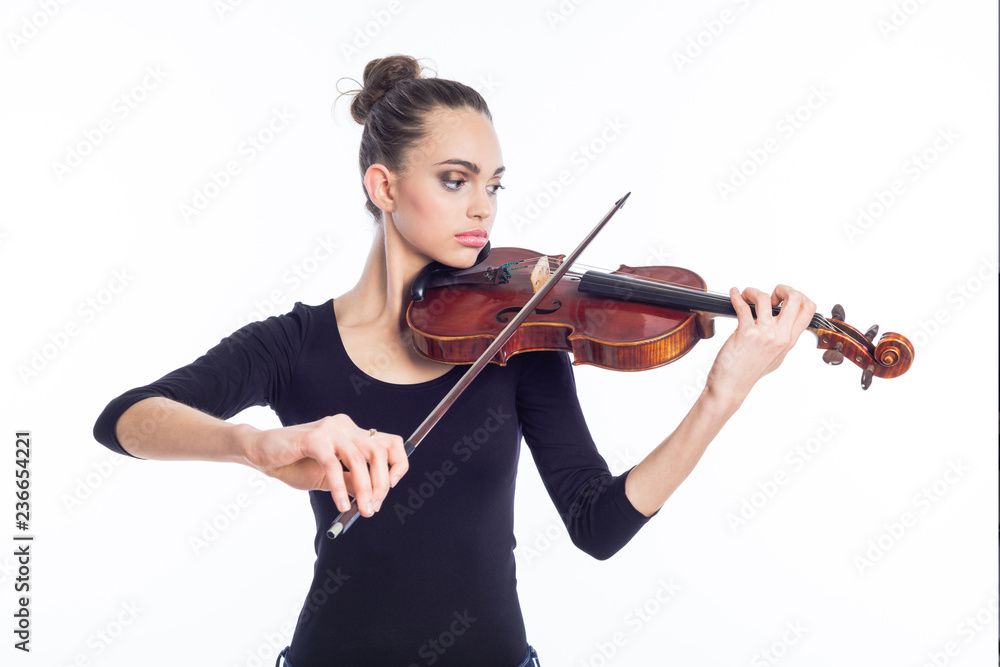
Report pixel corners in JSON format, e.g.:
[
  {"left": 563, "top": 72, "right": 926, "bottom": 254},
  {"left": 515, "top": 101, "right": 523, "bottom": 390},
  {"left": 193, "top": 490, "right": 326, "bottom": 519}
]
[
  {"left": 490, "top": 259, "right": 879, "bottom": 353},
  {"left": 492, "top": 256, "right": 839, "bottom": 333},
  {"left": 502, "top": 257, "right": 788, "bottom": 313},
  {"left": 501, "top": 257, "right": 730, "bottom": 300},
  {"left": 498, "top": 257, "right": 740, "bottom": 312}
]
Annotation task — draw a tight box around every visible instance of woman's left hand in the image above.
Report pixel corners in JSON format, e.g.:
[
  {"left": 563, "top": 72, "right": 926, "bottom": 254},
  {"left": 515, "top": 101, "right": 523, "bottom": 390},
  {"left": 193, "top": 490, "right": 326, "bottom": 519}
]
[{"left": 704, "top": 284, "right": 816, "bottom": 408}]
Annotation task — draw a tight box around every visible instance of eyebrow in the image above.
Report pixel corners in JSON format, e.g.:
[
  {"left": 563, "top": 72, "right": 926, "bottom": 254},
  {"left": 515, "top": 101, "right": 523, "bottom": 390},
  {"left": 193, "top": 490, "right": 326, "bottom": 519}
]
[{"left": 435, "top": 159, "right": 505, "bottom": 177}]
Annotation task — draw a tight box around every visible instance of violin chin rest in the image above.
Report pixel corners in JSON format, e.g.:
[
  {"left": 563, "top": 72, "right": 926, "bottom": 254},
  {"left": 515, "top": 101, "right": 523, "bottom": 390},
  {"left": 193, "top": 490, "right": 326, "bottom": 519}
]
[{"left": 410, "top": 242, "right": 492, "bottom": 302}]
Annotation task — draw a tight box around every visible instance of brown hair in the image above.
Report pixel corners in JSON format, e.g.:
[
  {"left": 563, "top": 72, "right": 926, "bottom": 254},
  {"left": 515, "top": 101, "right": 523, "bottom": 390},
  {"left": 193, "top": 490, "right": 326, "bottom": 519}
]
[{"left": 344, "top": 55, "right": 492, "bottom": 220}]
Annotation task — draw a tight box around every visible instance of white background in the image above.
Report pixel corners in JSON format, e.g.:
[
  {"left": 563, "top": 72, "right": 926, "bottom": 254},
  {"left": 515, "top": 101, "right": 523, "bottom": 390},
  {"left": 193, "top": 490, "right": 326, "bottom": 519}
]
[{"left": 2, "top": 1, "right": 997, "bottom": 666}]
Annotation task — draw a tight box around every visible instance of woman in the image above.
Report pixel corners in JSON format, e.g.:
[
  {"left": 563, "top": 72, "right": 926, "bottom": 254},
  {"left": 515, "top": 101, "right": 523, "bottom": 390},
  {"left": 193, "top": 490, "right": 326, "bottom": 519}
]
[{"left": 93, "top": 55, "right": 816, "bottom": 666}]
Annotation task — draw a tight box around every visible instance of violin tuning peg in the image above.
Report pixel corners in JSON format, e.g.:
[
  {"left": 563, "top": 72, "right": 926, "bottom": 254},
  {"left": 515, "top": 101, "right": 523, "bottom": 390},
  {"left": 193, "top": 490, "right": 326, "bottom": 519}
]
[
  {"left": 822, "top": 350, "right": 844, "bottom": 365},
  {"left": 861, "top": 363, "right": 874, "bottom": 390},
  {"left": 864, "top": 324, "right": 879, "bottom": 342},
  {"left": 822, "top": 341, "right": 844, "bottom": 366},
  {"left": 831, "top": 304, "right": 845, "bottom": 321}
]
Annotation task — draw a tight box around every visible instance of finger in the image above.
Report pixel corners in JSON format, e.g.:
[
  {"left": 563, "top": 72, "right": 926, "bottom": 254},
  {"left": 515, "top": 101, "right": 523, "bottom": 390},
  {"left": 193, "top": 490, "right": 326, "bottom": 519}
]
[
  {"left": 385, "top": 434, "right": 409, "bottom": 489},
  {"left": 729, "top": 287, "right": 754, "bottom": 326},
  {"left": 772, "top": 285, "right": 816, "bottom": 337},
  {"left": 311, "top": 446, "right": 352, "bottom": 513},
  {"left": 302, "top": 431, "right": 362, "bottom": 514},
  {"left": 740, "top": 287, "right": 773, "bottom": 325},
  {"left": 788, "top": 293, "right": 817, "bottom": 339},
  {"left": 340, "top": 442, "right": 375, "bottom": 517},
  {"left": 366, "top": 437, "right": 390, "bottom": 510},
  {"left": 771, "top": 283, "right": 792, "bottom": 308}
]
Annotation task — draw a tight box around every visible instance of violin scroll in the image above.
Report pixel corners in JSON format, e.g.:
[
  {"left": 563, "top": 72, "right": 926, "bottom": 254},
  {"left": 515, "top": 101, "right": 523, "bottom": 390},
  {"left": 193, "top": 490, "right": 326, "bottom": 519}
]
[{"left": 814, "top": 305, "right": 914, "bottom": 390}]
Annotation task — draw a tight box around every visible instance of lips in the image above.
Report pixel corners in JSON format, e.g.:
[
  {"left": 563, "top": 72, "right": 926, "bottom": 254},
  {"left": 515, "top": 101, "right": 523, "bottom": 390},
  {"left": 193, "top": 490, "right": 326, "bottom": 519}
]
[{"left": 454, "top": 228, "right": 488, "bottom": 248}]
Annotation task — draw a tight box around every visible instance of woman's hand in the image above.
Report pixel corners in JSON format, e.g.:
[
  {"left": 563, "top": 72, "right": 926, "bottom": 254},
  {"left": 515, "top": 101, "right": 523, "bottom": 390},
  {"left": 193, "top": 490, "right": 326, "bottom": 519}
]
[
  {"left": 240, "top": 414, "right": 408, "bottom": 518},
  {"left": 704, "top": 285, "right": 816, "bottom": 409}
]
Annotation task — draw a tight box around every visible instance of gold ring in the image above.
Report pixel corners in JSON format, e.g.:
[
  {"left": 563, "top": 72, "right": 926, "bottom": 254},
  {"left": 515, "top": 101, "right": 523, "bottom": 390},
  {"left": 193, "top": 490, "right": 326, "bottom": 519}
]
[{"left": 369, "top": 428, "right": 377, "bottom": 438}]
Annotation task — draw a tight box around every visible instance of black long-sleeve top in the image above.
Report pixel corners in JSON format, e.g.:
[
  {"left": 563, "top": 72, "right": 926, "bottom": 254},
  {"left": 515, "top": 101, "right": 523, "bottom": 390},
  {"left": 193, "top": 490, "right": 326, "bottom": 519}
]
[{"left": 93, "top": 299, "right": 652, "bottom": 666}]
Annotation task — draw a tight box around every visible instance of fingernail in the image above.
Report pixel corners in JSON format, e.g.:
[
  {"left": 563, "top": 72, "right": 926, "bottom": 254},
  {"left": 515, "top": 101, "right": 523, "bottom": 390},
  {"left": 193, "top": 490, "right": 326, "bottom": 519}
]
[
  {"left": 365, "top": 500, "right": 374, "bottom": 515},
  {"left": 374, "top": 500, "right": 382, "bottom": 512},
  {"left": 390, "top": 475, "right": 400, "bottom": 488}
]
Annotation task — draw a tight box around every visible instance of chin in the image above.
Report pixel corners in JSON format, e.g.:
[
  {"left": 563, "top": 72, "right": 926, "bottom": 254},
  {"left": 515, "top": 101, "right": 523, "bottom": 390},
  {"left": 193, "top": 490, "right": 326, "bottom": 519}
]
[{"left": 437, "top": 244, "right": 487, "bottom": 269}]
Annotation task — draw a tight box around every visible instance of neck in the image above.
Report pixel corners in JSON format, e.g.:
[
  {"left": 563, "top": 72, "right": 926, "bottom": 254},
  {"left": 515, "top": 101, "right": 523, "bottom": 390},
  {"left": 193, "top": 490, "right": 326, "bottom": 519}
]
[{"left": 336, "top": 215, "right": 430, "bottom": 333}]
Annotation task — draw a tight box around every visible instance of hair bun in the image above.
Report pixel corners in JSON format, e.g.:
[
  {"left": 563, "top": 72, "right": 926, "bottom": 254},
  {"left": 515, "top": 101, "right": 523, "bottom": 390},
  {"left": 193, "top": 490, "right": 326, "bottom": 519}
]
[{"left": 349, "top": 55, "right": 423, "bottom": 124}]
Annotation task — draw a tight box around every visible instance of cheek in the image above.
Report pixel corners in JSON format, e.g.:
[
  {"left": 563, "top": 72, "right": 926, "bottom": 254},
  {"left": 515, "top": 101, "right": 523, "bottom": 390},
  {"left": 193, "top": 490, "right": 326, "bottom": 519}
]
[
  {"left": 400, "top": 188, "right": 455, "bottom": 240},
  {"left": 398, "top": 181, "right": 440, "bottom": 220}
]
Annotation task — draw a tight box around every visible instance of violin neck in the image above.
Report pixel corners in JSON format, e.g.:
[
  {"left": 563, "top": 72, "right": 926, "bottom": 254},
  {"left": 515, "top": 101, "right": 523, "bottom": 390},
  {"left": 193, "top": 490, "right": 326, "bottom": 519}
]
[{"left": 577, "top": 270, "right": 824, "bottom": 328}]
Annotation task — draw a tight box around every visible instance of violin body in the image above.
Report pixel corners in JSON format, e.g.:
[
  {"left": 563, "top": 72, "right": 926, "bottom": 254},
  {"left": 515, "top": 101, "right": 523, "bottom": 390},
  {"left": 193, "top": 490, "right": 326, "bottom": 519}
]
[
  {"left": 406, "top": 246, "right": 914, "bottom": 388},
  {"left": 408, "top": 247, "right": 716, "bottom": 371}
]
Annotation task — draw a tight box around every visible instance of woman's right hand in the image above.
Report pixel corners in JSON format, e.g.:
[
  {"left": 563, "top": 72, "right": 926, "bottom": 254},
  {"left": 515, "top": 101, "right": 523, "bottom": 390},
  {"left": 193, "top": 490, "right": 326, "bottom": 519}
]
[{"left": 240, "top": 414, "right": 408, "bottom": 517}]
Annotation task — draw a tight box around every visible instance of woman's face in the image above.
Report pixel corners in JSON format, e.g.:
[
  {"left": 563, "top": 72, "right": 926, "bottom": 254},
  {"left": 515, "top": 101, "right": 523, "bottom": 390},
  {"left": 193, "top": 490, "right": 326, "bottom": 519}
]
[{"left": 386, "top": 107, "right": 505, "bottom": 269}]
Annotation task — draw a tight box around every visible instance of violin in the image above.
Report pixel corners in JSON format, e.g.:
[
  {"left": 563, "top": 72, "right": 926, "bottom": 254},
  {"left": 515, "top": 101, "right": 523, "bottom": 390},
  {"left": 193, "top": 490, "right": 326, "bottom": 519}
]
[
  {"left": 328, "top": 194, "right": 912, "bottom": 539},
  {"left": 407, "top": 244, "right": 914, "bottom": 390}
]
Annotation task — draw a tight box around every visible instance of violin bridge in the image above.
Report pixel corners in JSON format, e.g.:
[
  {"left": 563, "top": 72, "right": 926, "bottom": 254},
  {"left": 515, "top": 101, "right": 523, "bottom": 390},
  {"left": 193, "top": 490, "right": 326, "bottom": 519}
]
[{"left": 530, "top": 256, "right": 551, "bottom": 293}]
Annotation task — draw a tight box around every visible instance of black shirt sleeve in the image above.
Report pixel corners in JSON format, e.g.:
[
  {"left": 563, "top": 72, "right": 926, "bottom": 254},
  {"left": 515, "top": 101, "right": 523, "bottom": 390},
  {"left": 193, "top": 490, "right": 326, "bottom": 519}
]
[
  {"left": 515, "top": 351, "right": 652, "bottom": 560},
  {"left": 92, "top": 304, "right": 308, "bottom": 458}
]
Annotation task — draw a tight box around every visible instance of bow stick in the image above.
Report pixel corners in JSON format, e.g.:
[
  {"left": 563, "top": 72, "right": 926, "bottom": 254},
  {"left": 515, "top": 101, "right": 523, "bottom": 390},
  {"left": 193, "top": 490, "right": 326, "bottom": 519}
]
[{"left": 327, "top": 192, "right": 631, "bottom": 539}]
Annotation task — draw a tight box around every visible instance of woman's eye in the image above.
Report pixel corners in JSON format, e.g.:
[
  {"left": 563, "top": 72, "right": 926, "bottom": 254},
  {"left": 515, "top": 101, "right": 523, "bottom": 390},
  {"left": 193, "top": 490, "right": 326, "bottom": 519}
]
[
  {"left": 442, "top": 178, "right": 466, "bottom": 191},
  {"left": 487, "top": 184, "right": 505, "bottom": 195}
]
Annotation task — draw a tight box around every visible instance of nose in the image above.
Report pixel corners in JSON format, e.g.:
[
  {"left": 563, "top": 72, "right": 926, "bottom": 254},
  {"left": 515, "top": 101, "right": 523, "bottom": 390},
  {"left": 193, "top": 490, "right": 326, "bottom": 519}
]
[{"left": 469, "top": 184, "right": 493, "bottom": 221}]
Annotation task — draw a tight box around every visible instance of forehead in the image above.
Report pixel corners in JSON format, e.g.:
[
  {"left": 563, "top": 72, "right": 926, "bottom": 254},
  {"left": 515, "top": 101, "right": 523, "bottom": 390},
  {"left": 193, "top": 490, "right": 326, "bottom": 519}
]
[{"left": 407, "top": 107, "right": 502, "bottom": 169}]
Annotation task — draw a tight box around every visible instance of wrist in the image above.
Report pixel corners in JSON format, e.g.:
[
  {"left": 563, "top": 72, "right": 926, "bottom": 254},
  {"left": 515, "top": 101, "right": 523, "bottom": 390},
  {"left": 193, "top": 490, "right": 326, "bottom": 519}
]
[
  {"left": 229, "top": 423, "right": 262, "bottom": 467},
  {"left": 698, "top": 381, "right": 744, "bottom": 422}
]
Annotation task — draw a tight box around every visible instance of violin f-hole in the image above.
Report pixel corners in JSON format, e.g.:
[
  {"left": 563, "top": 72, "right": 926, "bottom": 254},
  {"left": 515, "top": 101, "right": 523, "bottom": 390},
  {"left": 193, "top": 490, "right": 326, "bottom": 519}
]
[{"left": 496, "top": 300, "right": 562, "bottom": 323}]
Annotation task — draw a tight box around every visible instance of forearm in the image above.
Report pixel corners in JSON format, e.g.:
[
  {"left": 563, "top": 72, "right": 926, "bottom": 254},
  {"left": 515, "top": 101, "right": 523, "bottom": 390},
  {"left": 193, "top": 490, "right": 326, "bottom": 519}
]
[
  {"left": 624, "top": 387, "right": 742, "bottom": 517},
  {"left": 625, "top": 284, "right": 816, "bottom": 517},
  {"left": 115, "top": 396, "right": 255, "bottom": 464}
]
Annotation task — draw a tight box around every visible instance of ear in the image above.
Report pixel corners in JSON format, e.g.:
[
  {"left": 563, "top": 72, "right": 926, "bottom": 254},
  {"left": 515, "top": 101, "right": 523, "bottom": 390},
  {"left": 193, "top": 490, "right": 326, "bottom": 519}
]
[{"left": 363, "top": 163, "right": 396, "bottom": 214}]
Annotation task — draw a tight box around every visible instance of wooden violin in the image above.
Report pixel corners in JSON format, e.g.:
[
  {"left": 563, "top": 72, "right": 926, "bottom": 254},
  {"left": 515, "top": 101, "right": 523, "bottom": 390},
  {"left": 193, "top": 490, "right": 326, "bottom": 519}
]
[
  {"left": 406, "top": 244, "right": 914, "bottom": 390},
  {"left": 329, "top": 194, "right": 910, "bottom": 541}
]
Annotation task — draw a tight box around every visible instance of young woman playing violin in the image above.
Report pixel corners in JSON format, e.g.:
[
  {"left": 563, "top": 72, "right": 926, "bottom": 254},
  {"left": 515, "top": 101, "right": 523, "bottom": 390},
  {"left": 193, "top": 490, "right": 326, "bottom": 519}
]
[{"left": 93, "top": 55, "right": 816, "bottom": 667}]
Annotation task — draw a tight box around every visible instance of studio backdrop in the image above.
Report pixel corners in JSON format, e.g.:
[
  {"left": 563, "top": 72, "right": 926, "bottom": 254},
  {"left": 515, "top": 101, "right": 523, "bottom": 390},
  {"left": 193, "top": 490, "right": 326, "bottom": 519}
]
[{"left": 2, "top": 1, "right": 997, "bottom": 666}]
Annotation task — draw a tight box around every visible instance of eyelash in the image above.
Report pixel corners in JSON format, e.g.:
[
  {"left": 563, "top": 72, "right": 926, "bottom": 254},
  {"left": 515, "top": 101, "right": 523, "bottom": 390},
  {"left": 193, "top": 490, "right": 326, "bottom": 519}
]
[{"left": 442, "top": 179, "right": 505, "bottom": 196}]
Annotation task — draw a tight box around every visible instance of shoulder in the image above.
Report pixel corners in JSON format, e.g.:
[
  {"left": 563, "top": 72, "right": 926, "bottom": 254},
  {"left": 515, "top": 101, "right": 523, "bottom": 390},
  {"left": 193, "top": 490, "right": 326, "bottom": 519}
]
[
  {"left": 215, "top": 299, "right": 333, "bottom": 356},
  {"left": 286, "top": 298, "right": 335, "bottom": 330},
  {"left": 252, "top": 298, "right": 333, "bottom": 335}
]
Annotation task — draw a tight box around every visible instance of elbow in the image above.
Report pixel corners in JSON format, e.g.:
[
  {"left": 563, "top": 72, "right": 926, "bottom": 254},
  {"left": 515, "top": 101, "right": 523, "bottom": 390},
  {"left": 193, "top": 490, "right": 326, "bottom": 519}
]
[
  {"left": 569, "top": 534, "right": 623, "bottom": 561},
  {"left": 93, "top": 396, "right": 154, "bottom": 459},
  {"left": 92, "top": 414, "right": 140, "bottom": 459},
  {"left": 559, "top": 472, "right": 650, "bottom": 561}
]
